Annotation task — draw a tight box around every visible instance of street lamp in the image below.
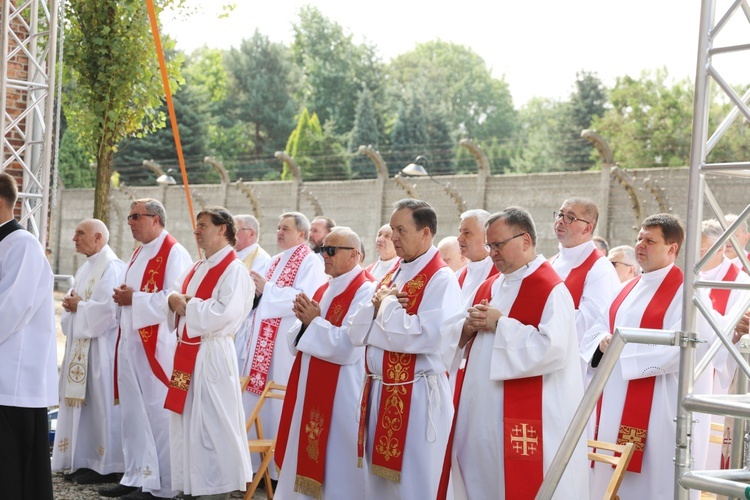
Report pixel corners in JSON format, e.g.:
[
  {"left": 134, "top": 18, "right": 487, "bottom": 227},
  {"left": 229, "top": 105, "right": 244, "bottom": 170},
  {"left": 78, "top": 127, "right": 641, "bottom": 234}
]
[
  {"left": 401, "top": 155, "right": 430, "bottom": 177},
  {"left": 156, "top": 169, "right": 176, "bottom": 185}
]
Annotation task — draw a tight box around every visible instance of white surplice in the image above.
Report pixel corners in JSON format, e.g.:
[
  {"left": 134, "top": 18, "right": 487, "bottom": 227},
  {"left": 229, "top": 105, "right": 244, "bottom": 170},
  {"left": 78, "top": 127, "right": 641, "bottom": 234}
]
[
  {"left": 442, "top": 255, "right": 589, "bottom": 500},
  {"left": 366, "top": 256, "right": 398, "bottom": 281},
  {"left": 233, "top": 242, "right": 272, "bottom": 367},
  {"left": 0, "top": 224, "right": 57, "bottom": 408},
  {"left": 240, "top": 243, "right": 327, "bottom": 479},
  {"left": 276, "top": 265, "right": 374, "bottom": 500},
  {"left": 168, "top": 244, "right": 254, "bottom": 496},
  {"left": 455, "top": 255, "right": 496, "bottom": 304},
  {"left": 52, "top": 245, "right": 126, "bottom": 475},
  {"left": 118, "top": 230, "right": 192, "bottom": 497},
  {"left": 580, "top": 263, "right": 711, "bottom": 500},
  {"left": 347, "top": 245, "right": 461, "bottom": 500}
]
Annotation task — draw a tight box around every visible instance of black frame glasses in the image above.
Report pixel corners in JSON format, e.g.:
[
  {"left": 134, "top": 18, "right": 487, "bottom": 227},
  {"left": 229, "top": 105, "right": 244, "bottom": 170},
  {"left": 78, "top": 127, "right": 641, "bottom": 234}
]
[
  {"left": 553, "top": 211, "right": 591, "bottom": 225},
  {"left": 127, "top": 213, "right": 157, "bottom": 222},
  {"left": 320, "top": 245, "right": 355, "bottom": 256},
  {"left": 484, "top": 233, "right": 526, "bottom": 253}
]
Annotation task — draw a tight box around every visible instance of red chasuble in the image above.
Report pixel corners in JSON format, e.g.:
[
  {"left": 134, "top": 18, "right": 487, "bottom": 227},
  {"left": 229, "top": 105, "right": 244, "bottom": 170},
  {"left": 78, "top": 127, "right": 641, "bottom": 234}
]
[
  {"left": 357, "top": 251, "right": 447, "bottom": 483},
  {"left": 564, "top": 248, "right": 604, "bottom": 308},
  {"left": 164, "top": 250, "right": 237, "bottom": 413},
  {"left": 600, "top": 265, "right": 683, "bottom": 473},
  {"left": 114, "top": 234, "right": 177, "bottom": 402},
  {"left": 245, "top": 244, "right": 310, "bottom": 395},
  {"left": 274, "top": 269, "right": 372, "bottom": 498},
  {"left": 457, "top": 261, "right": 500, "bottom": 288},
  {"left": 436, "top": 272, "right": 501, "bottom": 500},
  {"left": 709, "top": 263, "right": 740, "bottom": 315}
]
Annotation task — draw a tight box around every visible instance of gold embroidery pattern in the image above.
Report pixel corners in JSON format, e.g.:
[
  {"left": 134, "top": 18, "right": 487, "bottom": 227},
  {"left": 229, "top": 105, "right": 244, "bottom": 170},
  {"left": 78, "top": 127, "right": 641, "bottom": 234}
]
[
  {"left": 330, "top": 303, "right": 344, "bottom": 325},
  {"left": 142, "top": 257, "right": 164, "bottom": 293},
  {"left": 404, "top": 274, "right": 426, "bottom": 311},
  {"left": 304, "top": 408, "right": 324, "bottom": 463},
  {"left": 139, "top": 327, "right": 153, "bottom": 343},
  {"left": 510, "top": 423, "right": 540, "bottom": 456},
  {"left": 617, "top": 425, "right": 647, "bottom": 452},
  {"left": 374, "top": 352, "right": 412, "bottom": 462},
  {"left": 58, "top": 437, "right": 69, "bottom": 452},
  {"left": 169, "top": 370, "right": 191, "bottom": 391},
  {"left": 99, "top": 446, "right": 105, "bottom": 456}
]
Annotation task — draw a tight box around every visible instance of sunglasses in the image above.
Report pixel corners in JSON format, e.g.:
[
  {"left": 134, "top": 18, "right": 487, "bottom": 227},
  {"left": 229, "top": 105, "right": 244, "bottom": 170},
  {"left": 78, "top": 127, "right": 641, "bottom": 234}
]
[{"left": 320, "top": 245, "right": 355, "bottom": 256}]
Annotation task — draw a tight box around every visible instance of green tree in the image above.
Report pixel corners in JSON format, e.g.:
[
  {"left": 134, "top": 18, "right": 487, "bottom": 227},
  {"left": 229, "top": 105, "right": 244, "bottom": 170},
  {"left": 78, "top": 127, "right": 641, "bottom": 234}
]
[
  {"left": 57, "top": 129, "right": 96, "bottom": 188},
  {"left": 285, "top": 108, "right": 348, "bottom": 181},
  {"left": 291, "top": 6, "right": 384, "bottom": 135},
  {"left": 559, "top": 71, "right": 607, "bottom": 170},
  {"left": 63, "top": 0, "right": 183, "bottom": 223},
  {"left": 225, "top": 31, "right": 299, "bottom": 156},
  {"left": 348, "top": 85, "right": 380, "bottom": 179},
  {"left": 511, "top": 97, "right": 567, "bottom": 173},
  {"left": 390, "top": 92, "right": 430, "bottom": 175}
]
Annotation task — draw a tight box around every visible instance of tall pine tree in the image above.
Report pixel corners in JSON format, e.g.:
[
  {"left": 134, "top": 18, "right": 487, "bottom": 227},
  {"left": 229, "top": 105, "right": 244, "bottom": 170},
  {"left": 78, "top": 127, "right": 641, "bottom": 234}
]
[{"left": 348, "top": 86, "right": 380, "bottom": 179}]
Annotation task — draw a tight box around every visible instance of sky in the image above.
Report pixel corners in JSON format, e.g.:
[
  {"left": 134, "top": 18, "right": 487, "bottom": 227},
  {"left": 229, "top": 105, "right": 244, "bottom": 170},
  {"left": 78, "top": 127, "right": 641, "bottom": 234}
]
[{"left": 162, "top": 0, "right": 750, "bottom": 107}]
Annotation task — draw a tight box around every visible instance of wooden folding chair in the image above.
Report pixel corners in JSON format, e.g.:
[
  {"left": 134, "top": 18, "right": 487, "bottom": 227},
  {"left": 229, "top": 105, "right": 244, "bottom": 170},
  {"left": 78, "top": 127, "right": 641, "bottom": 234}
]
[
  {"left": 588, "top": 439, "right": 636, "bottom": 500},
  {"left": 244, "top": 380, "right": 287, "bottom": 500}
]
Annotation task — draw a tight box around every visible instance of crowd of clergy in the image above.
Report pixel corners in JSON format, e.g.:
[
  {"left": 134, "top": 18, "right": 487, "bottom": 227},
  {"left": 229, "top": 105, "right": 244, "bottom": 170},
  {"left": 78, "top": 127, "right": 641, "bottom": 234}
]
[{"left": 2, "top": 168, "right": 750, "bottom": 499}]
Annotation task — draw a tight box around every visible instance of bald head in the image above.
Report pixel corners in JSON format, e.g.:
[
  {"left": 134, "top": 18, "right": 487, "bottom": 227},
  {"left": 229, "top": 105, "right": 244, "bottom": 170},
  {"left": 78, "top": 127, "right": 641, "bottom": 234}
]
[
  {"left": 438, "top": 236, "right": 467, "bottom": 272},
  {"left": 73, "top": 218, "right": 109, "bottom": 257}
]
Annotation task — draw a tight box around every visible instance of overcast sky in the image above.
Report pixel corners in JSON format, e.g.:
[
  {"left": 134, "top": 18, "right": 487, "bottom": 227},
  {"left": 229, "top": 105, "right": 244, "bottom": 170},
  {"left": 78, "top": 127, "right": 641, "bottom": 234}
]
[{"left": 162, "top": 0, "right": 749, "bottom": 106}]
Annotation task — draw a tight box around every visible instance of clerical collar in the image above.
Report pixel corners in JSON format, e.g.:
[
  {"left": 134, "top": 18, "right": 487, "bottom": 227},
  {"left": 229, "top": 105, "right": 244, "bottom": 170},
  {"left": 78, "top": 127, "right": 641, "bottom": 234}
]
[
  {"left": 330, "top": 265, "right": 363, "bottom": 288},
  {"left": 557, "top": 240, "right": 595, "bottom": 264},
  {"left": 400, "top": 248, "right": 430, "bottom": 265},
  {"left": 641, "top": 262, "right": 675, "bottom": 281},
  {"left": 204, "top": 243, "right": 232, "bottom": 263},
  {"left": 699, "top": 257, "right": 730, "bottom": 280}
]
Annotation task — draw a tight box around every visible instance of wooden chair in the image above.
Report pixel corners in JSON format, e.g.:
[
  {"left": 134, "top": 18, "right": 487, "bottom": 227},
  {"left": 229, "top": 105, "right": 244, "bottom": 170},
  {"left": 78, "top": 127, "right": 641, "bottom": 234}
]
[
  {"left": 588, "top": 439, "right": 636, "bottom": 500},
  {"left": 244, "top": 380, "right": 287, "bottom": 500}
]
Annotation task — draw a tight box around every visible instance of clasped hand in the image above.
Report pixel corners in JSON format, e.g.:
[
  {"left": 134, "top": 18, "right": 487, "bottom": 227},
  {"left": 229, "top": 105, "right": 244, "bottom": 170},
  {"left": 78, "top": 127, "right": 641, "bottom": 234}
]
[
  {"left": 293, "top": 292, "right": 321, "bottom": 326},
  {"left": 168, "top": 293, "right": 192, "bottom": 317},
  {"left": 460, "top": 299, "right": 502, "bottom": 348},
  {"left": 371, "top": 285, "right": 408, "bottom": 318}
]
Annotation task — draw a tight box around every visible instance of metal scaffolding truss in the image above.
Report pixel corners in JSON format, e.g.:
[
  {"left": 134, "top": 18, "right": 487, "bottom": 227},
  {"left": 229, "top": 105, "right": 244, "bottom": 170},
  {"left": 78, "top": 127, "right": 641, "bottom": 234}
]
[{"left": 0, "top": 0, "right": 60, "bottom": 247}]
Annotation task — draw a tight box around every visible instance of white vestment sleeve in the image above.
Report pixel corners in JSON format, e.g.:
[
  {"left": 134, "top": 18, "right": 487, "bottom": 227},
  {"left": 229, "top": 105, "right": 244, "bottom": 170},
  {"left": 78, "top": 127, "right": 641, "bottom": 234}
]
[
  {"left": 71, "top": 260, "right": 125, "bottom": 339},
  {"left": 260, "top": 256, "right": 328, "bottom": 318},
  {"left": 490, "top": 284, "right": 576, "bottom": 380},
  {"left": 347, "top": 300, "right": 375, "bottom": 347}
]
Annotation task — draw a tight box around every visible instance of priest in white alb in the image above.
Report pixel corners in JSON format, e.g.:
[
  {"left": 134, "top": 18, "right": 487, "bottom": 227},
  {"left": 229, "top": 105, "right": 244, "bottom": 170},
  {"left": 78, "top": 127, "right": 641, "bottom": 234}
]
[
  {"left": 348, "top": 199, "right": 461, "bottom": 500},
  {"left": 52, "top": 219, "right": 126, "bottom": 484},
  {"left": 240, "top": 211, "right": 327, "bottom": 480},
  {"left": 166, "top": 207, "right": 254, "bottom": 499},
  {"left": 581, "top": 213, "right": 710, "bottom": 499},
  {"left": 455, "top": 209, "right": 498, "bottom": 303},
  {"left": 365, "top": 224, "right": 399, "bottom": 281},
  {"left": 440, "top": 207, "right": 589, "bottom": 500},
  {"left": 275, "top": 227, "right": 374, "bottom": 499}
]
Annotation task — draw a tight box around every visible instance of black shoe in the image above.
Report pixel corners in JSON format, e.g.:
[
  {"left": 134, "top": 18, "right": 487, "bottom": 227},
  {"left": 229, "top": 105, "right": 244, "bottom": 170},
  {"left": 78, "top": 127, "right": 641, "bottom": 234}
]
[
  {"left": 63, "top": 467, "right": 91, "bottom": 482},
  {"left": 75, "top": 470, "right": 122, "bottom": 484},
  {"left": 121, "top": 490, "right": 159, "bottom": 499},
  {"left": 98, "top": 484, "right": 139, "bottom": 497}
]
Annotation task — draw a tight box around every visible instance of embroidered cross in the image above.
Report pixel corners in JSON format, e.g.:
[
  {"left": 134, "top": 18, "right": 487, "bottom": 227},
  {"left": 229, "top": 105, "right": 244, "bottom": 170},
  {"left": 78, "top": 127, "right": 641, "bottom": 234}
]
[
  {"left": 58, "top": 437, "right": 69, "bottom": 453},
  {"left": 143, "top": 466, "right": 152, "bottom": 478},
  {"left": 510, "top": 423, "right": 539, "bottom": 456},
  {"left": 617, "top": 425, "right": 647, "bottom": 451}
]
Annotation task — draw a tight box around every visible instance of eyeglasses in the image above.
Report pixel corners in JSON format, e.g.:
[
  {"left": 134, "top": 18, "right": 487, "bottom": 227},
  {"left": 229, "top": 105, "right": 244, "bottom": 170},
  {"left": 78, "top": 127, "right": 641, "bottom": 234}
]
[
  {"left": 553, "top": 211, "right": 591, "bottom": 225},
  {"left": 610, "top": 261, "right": 634, "bottom": 268},
  {"left": 484, "top": 233, "right": 526, "bottom": 253},
  {"left": 320, "top": 246, "right": 355, "bottom": 256},
  {"left": 127, "top": 213, "right": 156, "bottom": 222}
]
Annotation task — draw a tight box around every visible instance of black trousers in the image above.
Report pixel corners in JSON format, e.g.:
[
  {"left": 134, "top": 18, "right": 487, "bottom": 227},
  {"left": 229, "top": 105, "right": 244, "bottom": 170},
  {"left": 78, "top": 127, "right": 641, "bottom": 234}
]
[{"left": 0, "top": 405, "right": 54, "bottom": 500}]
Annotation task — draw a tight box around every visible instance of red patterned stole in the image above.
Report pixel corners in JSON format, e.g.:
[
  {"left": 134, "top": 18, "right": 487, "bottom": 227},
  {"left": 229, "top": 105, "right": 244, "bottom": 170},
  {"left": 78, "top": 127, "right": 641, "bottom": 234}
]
[
  {"left": 114, "top": 234, "right": 176, "bottom": 402},
  {"left": 564, "top": 248, "right": 604, "bottom": 308},
  {"left": 357, "top": 251, "right": 447, "bottom": 483},
  {"left": 436, "top": 272, "right": 501, "bottom": 500},
  {"left": 275, "top": 270, "right": 372, "bottom": 497},
  {"left": 502, "top": 262, "right": 562, "bottom": 499},
  {"left": 709, "top": 263, "right": 740, "bottom": 315},
  {"left": 164, "top": 250, "right": 237, "bottom": 413},
  {"left": 245, "top": 244, "right": 310, "bottom": 395},
  {"left": 457, "top": 260, "right": 500, "bottom": 289},
  {"left": 601, "top": 265, "right": 683, "bottom": 473}
]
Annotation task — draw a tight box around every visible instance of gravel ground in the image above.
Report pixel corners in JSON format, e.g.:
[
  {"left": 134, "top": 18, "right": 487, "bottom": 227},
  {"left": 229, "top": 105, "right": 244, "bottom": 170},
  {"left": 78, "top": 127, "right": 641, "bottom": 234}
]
[{"left": 52, "top": 470, "right": 264, "bottom": 499}]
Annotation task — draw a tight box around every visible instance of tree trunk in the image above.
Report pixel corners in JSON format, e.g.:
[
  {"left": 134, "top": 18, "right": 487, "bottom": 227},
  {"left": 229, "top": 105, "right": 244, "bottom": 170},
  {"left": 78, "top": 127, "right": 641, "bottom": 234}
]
[{"left": 93, "top": 149, "right": 113, "bottom": 224}]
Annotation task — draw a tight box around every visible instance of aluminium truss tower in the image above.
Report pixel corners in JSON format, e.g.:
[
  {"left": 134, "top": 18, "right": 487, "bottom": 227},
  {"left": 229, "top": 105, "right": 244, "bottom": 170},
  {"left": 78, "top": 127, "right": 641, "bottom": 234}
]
[
  {"left": 678, "top": 0, "right": 750, "bottom": 498},
  {"left": 0, "top": 0, "right": 60, "bottom": 247}
]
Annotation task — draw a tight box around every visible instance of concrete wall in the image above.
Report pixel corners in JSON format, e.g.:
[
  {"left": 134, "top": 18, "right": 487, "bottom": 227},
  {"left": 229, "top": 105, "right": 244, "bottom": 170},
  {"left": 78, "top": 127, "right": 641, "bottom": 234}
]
[{"left": 49, "top": 166, "right": 750, "bottom": 276}]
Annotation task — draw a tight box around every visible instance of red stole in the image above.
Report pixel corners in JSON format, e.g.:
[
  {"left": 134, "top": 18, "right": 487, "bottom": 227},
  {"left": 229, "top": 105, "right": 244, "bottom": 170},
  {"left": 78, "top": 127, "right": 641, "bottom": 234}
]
[
  {"left": 114, "top": 234, "right": 177, "bottom": 402},
  {"left": 502, "top": 262, "right": 562, "bottom": 499},
  {"left": 709, "top": 263, "right": 740, "bottom": 315},
  {"left": 457, "top": 260, "right": 500, "bottom": 289},
  {"left": 436, "top": 272, "right": 501, "bottom": 500},
  {"left": 564, "top": 248, "right": 604, "bottom": 308},
  {"left": 602, "top": 265, "right": 683, "bottom": 473},
  {"left": 357, "top": 251, "right": 447, "bottom": 483},
  {"left": 245, "top": 244, "right": 310, "bottom": 395},
  {"left": 164, "top": 250, "right": 237, "bottom": 413},
  {"left": 274, "top": 270, "right": 372, "bottom": 497}
]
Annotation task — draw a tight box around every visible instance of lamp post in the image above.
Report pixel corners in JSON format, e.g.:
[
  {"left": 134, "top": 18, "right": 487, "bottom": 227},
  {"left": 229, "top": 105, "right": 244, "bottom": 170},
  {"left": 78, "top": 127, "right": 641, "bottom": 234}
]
[{"left": 399, "top": 155, "right": 467, "bottom": 215}]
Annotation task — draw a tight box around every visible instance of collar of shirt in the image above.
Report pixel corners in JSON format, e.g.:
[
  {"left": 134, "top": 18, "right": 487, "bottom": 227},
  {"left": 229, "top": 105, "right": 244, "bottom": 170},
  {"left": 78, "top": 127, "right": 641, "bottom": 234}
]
[
  {"left": 641, "top": 262, "right": 675, "bottom": 282},
  {"left": 556, "top": 239, "right": 596, "bottom": 267}
]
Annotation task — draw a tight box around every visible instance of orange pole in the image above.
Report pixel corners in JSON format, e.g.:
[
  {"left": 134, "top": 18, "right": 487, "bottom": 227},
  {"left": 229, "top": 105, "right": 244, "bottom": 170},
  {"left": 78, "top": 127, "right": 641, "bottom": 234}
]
[{"left": 144, "top": 0, "right": 199, "bottom": 252}]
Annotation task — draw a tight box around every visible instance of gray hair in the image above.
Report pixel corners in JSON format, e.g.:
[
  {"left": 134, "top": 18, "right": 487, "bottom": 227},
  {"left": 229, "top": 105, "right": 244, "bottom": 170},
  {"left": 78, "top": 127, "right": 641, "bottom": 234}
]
[
  {"left": 701, "top": 219, "right": 724, "bottom": 242},
  {"left": 280, "top": 211, "right": 311, "bottom": 239},
  {"left": 563, "top": 197, "right": 599, "bottom": 230},
  {"left": 725, "top": 213, "right": 748, "bottom": 233},
  {"left": 234, "top": 214, "right": 259, "bottom": 234},
  {"left": 460, "top": 209, "right": 491, "bottom": 229},
  {"left": 609, "top": 245, "right": 641, "bottom": 275},
  {"left": 131, "top": 198, "right": 167, "bottom": 227},
  {"left": 327, "top": 226, "right": 361, "bottom": 250}
]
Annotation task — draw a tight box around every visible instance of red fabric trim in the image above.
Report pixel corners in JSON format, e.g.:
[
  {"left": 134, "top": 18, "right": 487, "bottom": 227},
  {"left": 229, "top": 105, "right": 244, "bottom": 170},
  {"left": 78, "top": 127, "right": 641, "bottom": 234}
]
[
  {"left": 457, "top": 267, "right": 468, "bottom": 288},
  {"left": 164, "top": 250, "right": 237, "bottom": 413},
  {"left": 564, "top": 248, "right": 603, "bottom": 309},
  {"left": 709, "top": 263, "right": 741, "bottom": 315}
]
